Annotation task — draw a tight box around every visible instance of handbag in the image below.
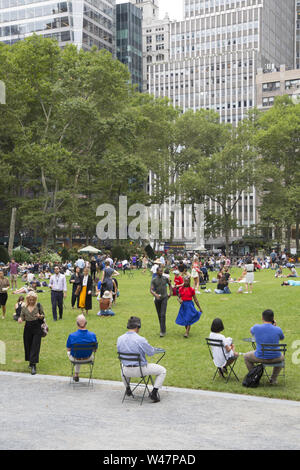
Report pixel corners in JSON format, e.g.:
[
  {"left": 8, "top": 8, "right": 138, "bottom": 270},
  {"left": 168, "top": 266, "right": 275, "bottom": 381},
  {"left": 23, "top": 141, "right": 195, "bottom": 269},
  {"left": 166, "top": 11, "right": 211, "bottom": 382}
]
[
  {"left": 37, "top": 302, "right": 49, "bottom": 338},
  {"left": 75, "top": 285, "right": 81, "bottom": 296}
]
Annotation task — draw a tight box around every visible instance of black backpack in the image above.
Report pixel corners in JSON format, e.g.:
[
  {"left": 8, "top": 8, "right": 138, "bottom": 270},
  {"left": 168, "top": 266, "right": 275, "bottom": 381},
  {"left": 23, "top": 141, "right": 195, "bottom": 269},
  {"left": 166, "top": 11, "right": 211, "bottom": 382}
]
[{"left": 242, "top": 364, "right": 264, "bottom": 388}]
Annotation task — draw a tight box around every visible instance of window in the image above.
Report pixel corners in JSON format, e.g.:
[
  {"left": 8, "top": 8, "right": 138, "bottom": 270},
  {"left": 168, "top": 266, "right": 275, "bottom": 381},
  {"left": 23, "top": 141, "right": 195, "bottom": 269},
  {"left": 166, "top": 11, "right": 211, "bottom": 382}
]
[
  {"left": 262, "top": 82, "right": 280, "bottom": 92},
  {"left": 286, "top": 79, "right": 300, "bottom": 89},
  {"left": 262, "top": 97, "right": 274, "bottom": 107}
]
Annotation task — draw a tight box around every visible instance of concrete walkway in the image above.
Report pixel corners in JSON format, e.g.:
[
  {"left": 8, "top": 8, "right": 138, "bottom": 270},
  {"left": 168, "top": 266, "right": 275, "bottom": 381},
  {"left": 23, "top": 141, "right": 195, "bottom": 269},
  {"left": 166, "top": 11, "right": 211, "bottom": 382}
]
[{"left": 1, "top": 371, "right": 300, "bottom": 450}]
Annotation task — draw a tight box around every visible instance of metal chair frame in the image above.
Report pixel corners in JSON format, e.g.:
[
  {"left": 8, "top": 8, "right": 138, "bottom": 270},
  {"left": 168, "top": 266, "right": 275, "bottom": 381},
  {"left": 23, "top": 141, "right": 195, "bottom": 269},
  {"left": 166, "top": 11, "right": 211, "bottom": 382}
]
[
  {"left": 69, "top": 342, "right": 98, "bottom": 387},
  {"left": 261, "top": 343, "right": 287, "bottom": 385},
  {"left": 205, "top": 338, "right": 239, "bottom": 383},
  {"left": 118, "top": 352, "right": 154, "bottom": 405}
]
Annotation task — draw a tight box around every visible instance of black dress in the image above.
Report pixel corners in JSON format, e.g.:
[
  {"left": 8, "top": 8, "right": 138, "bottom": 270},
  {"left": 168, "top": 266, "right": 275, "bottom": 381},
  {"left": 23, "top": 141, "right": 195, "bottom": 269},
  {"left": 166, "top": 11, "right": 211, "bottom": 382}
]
[{"left": 69, "top": 273, "right": 83, "bottom": 308}]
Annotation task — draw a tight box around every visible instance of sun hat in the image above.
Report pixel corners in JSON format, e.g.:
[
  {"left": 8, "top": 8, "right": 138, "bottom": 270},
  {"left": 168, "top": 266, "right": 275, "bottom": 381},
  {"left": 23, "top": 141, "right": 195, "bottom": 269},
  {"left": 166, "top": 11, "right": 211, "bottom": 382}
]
[
  {"left": 102, "top": 291, "right": 111, "bottom": 299},
  {"left": 154, "top": 259, "right": 162, "bottom": 264}
]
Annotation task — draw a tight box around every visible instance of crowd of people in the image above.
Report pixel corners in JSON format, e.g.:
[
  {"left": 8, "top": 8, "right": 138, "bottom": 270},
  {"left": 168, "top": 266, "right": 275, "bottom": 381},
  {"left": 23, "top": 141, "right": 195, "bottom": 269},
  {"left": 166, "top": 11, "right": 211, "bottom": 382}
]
[{"left": 0, "top": 247, "right": 296, "bottom": 400}]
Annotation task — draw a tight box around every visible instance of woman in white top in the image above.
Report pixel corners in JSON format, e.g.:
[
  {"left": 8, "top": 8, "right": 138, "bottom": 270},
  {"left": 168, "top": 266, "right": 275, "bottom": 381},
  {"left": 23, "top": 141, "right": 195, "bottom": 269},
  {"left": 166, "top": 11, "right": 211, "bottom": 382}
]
[
  {"left": 209, "top": 318, "right": 239, "bottom": 377},
  {"left": 244, "top": 257, "right": 254, "bottom": 294}
]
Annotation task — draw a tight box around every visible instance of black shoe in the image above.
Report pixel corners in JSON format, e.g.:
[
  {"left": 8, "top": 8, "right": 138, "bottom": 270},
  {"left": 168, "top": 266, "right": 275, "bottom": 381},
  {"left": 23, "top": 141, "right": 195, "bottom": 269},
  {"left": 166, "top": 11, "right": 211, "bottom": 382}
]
[
  {"left": 31, "top": 365, "right": 36, "bottom": 375},
  {"left": 73, "top": 376, "right": 79, "bottom": 383},
  {"left": 125, "top": 386, "right": 133, "bottom": 397},
  {"left": 150, "top": 390, "right": 160, "bottom": 403}
]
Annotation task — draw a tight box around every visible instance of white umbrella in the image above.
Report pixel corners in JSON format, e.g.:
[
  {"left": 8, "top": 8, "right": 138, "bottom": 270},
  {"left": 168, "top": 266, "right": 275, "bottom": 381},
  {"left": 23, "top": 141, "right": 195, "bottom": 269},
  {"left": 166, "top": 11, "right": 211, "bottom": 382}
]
[{"left": 78, "top": 245, "right": 101, "bottom": 254}]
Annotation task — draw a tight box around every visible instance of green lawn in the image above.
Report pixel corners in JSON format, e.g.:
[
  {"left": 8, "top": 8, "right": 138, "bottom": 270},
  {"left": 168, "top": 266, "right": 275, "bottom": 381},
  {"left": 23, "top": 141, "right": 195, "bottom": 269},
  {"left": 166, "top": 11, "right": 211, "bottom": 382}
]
[{"left": 0, "top": 267, "right": 299, "bottom": 401}]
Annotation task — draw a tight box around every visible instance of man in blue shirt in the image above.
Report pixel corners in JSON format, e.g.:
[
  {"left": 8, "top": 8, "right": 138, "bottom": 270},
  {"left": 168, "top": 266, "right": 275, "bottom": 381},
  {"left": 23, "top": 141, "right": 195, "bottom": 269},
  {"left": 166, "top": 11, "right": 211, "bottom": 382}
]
[
  {"left": 117, "top": 316, "right": 166, "bottom": 403},
  {"left": 67, "top": 315, "right": 98, "bottom": 382},
  {"left": 244, "top": 310, "right": 285, "bottom": 384}
]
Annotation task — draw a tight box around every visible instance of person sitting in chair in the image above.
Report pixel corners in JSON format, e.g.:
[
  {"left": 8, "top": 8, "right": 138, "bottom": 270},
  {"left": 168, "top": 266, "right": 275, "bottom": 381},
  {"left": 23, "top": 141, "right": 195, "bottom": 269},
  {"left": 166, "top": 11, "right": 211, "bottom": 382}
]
[
  {"left": 244, "top": 309, "right": 285, "bottom": 385},
  {"left": 117, "top": 316, "right": 167, "bottom": 403},
  {"left": 209, "top": 318, "right": 239, "bottom": 377},
  {"left": 66, "top": 315, "right": 98, "bottom": 383}
]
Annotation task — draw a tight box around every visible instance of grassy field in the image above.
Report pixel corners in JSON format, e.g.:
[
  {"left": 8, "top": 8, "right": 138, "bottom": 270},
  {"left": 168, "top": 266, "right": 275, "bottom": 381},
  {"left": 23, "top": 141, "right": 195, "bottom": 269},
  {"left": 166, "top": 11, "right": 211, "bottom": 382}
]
[{"left": 0, "top": 267, "right": 299, "bottom": 401}]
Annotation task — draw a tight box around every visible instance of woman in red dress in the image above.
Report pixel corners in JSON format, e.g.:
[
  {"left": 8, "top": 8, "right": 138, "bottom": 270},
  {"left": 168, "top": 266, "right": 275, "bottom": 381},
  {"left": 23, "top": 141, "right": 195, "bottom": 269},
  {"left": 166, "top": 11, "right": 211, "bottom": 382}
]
[{"left": 176, "top": 277, "right": 202, "bottom": 338}]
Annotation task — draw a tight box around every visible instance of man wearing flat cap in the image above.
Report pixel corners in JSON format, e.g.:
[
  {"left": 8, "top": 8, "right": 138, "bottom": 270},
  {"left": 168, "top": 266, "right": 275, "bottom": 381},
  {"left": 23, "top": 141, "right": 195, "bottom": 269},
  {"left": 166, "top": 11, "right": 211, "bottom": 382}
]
[{"left": 117, "top": 316, "right": 166, "bottom": 403}]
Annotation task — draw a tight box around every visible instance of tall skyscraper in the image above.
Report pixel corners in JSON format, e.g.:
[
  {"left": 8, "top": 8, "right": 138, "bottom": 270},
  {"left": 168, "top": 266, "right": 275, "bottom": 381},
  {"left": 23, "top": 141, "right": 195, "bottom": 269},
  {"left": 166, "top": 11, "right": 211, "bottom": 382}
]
[
  {"left": 296, "top": 0, "right": 300, "bottom": 68},
  {"left": 116, "top": 2, "right": 143, "bottom": 91},
  {"left": 126, "top": 0, "right": 170, "bottom": 91},
  {"left": 0, "top": 0, "right": 116, "bottom": 53},
  {"left": 144, "top": 0, "right": 296, "bottom": 249},
  {"left": 148, "top": 0, "right": 295, "bottom": 121}
]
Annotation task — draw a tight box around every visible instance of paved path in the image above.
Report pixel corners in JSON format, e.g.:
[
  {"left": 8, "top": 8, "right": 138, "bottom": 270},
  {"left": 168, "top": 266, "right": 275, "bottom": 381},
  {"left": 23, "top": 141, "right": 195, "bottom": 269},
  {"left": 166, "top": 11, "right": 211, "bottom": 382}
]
[{"left": 1, "top": 371, "right": 300, "bottom": 450}]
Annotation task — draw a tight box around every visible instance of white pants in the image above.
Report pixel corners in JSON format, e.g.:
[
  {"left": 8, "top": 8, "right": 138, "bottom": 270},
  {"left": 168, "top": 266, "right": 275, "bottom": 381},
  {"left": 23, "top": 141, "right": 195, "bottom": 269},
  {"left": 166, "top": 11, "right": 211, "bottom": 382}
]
[
  {"left": 122, "top": 363, "right": 166, "bottom": 389},
  {"left": 68, "top": 352, "right": 94, "bottom": 375}
]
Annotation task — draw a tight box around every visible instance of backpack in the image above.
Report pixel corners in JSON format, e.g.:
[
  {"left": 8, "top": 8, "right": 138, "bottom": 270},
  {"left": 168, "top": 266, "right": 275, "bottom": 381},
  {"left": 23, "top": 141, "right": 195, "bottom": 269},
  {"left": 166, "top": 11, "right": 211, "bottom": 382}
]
[{"left": 242, "top": 364, "right": 264, "bottom": 388}]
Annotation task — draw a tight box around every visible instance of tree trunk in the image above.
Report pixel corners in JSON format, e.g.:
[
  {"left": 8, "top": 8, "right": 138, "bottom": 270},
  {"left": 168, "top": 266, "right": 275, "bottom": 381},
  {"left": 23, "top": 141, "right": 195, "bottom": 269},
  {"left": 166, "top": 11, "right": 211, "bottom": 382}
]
[
  {"left": 8, "top": 208, "right": 17, "bottom": 257},
  {"left": 285, "top": 224, "right": 291, "bottom": 253},
  {"left": 296, "top": 218, "right": 299, "bottom": 254}
]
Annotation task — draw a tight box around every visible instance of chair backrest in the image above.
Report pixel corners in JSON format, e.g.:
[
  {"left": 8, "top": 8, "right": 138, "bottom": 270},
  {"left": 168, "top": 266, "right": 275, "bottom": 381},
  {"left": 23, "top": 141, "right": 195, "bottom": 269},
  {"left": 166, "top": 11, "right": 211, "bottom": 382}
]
[
  {"left": 118, "top": 351, "right": 144, "bottom": 377},
  {"left": 71, "top": 342, "right": 98, "bottom": 357},
  {"left": 205, "top": 338, "right": 227, "bottom": 362},
  {"left": 118, "top": 351, "right": 141, "bottom": 365},
  {"left": 261, "top": 343, "right": 287, "bottom": 356}
]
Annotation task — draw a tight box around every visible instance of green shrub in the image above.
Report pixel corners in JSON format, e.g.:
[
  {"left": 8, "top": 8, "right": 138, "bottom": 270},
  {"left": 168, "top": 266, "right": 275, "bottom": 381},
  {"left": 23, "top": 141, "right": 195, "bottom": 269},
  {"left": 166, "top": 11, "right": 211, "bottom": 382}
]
[
  {"left": 12, "top": 250, "right": 31, "bottom": 263},
  {"left": 0, "top": 246, "right": 9, "bottom": 264},
  {"left": 112, "top": 245, "right": 126, "bottom": 260}
]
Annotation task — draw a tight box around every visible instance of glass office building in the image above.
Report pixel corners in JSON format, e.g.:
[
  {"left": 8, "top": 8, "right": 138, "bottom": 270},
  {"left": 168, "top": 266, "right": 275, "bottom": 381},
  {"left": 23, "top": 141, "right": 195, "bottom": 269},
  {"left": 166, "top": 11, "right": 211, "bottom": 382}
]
[
  {"left": 116, "top": 2, "right": 142, "bottom": 91},
  {"left": 0, "top": 0, "right": 116, "bottom": 53}
]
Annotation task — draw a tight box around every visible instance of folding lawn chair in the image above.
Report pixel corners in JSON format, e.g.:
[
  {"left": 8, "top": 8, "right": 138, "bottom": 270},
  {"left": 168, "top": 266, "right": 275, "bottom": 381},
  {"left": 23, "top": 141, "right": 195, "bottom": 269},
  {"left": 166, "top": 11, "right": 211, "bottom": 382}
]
[
  {"left": 261, "top": 343, "right": 287, "bottom": 386},
  {"left": 118, "top": 352, "right": 154, "bottom": 405},
  {"left": 205, "top": 337, "right": 239, "bottom": 383},
  {"left": 69, "top": 342, "right": 98, "bottom": 387}
]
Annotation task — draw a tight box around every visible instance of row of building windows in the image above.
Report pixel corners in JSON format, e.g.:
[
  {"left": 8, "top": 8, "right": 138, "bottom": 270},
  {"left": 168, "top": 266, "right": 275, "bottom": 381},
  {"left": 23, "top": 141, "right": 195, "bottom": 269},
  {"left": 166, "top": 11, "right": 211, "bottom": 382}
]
[
  {"left": 0, "top": 15, "right": 69, "bottom": 37},
  {"left": 171, "top": 35, "right": 258, "bottom": 55},
  {"left": 171, "top": 21, "right": 259, "bottom": 41},
  {"left": 148, "top": 57, "right": 255, "bottom": 73},
  {"left": 261, "top": 79, "right": 300, "bottom": 92},
  {"left": 0, "top": 2, "right": 67, "bottom": 23},
  {"left": 83, "top": 5, "right": 112, "bottom": 31},
  {"left": 83, "top": 17, "right": 112, "bottom": 44}
]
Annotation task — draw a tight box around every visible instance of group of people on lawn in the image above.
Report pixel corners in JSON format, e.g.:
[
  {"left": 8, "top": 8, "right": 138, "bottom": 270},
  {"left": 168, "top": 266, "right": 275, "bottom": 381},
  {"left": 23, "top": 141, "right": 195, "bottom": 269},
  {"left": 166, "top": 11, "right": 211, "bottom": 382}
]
[{"left": 17, "top": 283, "right": 285, "bottom": 400}]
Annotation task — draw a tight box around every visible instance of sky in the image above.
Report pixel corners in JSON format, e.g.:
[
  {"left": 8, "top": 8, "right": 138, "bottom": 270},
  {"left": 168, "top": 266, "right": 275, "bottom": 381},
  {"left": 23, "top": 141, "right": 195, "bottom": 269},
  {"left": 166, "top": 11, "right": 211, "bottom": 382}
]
[
  {"left": 117, "top": 1, "right": 184, "bottom": 21},
  {"left": 159, "top": 0, "right": 183, "bottom": 20}
]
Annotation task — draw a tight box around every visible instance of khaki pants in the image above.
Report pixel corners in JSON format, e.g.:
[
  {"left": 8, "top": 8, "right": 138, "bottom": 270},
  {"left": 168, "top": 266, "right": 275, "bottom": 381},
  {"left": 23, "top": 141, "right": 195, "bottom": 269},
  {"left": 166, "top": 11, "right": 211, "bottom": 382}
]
[
  {"left": 68, "top": 352, "right": 94, "bottom": 375},
  {"left": 122, "top": 363, "right": 166, "bottom": 390},
  {"left": 244, "top": 351, "right": 284, "bottom": 381}
]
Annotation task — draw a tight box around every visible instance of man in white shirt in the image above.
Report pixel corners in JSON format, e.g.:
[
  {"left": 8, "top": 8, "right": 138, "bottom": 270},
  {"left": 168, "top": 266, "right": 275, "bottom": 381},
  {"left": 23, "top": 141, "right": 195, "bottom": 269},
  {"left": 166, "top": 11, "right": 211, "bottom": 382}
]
[
  {"left": 49, "top": 266, "right": 67, "bottom": 321},
  {"left": 117, "top": 316, "right": 166, "bottom": 403}
]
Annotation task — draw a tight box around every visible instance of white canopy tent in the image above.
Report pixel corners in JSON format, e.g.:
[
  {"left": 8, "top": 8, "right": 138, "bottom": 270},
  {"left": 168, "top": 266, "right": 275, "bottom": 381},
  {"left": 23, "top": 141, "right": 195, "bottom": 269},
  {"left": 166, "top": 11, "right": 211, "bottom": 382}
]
[{"left": 78, "top": 246, "right": 101, "bottom": 254}]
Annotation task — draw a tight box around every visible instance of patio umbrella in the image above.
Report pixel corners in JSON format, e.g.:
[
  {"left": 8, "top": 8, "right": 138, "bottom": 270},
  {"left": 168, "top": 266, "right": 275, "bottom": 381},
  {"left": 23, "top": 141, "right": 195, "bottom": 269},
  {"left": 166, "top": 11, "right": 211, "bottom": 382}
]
[{"left": 78, "top": 246, "right": 101, "bottom": 254}]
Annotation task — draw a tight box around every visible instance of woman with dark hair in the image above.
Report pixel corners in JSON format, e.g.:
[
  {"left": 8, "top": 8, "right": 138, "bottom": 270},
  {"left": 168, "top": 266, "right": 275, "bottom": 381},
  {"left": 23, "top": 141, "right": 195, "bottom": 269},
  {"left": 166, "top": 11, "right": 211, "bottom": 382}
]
[
  {"left": 214, "top": 275, "right": 231, "bottom": 294},
  {"left": 0, "top": 270, "right": 10, "bottom": 319},
  {"left": 209, "top": 318, "right": 239, "bottom": 377},
  {"left": 175, "top": 277, "right": 202, "bottom": 338},
  {"left": 69, "top": 266, "right": 83, "bottom": 309}
]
